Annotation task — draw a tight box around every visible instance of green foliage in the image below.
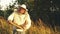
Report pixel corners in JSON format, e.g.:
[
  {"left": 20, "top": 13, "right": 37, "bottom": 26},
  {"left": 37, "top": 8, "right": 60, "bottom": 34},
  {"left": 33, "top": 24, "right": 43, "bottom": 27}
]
[{"left": 0, "top": 0, "right": 34, "bottom": 19}]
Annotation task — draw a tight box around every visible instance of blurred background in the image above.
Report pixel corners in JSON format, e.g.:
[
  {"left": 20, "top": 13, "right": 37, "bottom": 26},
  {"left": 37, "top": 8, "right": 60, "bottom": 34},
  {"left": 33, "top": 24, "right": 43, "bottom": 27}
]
[{"left": 0, "top": 0, "right": 60, "bottom": 34}]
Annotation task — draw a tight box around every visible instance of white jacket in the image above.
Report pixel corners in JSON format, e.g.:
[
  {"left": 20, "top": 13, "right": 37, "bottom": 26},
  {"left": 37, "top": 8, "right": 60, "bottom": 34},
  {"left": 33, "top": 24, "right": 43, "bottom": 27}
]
[{"left": 8, "top": 11, "right": 31, "bottom": 31}]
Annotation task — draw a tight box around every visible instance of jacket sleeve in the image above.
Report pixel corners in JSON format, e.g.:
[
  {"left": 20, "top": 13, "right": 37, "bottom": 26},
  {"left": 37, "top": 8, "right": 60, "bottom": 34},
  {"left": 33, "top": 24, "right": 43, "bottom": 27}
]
[
  {"left": 8, "top": 12, "right": 14, "bottom": 21},
  {"left": 25, "top": 14, "right": 31, "bottom": 30}
]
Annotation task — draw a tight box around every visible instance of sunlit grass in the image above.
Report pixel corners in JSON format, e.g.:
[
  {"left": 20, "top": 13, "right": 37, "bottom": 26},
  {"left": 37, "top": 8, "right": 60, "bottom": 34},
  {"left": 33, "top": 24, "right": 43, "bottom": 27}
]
[
  {"left": 0, "top": 16, "right": 60, "bottom": 34},
  {"left": 26, "top": 19, "right": 60, "bottom": 34}
]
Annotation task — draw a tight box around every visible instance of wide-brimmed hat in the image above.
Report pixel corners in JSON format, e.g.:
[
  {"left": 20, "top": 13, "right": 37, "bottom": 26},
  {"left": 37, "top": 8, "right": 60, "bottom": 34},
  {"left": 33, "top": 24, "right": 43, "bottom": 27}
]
[
  {"left": 20, "top": 4, "right": 28, "bottom": 11},
  {"left": 14, "top": 4, "right": 28, "bottom": 12}
]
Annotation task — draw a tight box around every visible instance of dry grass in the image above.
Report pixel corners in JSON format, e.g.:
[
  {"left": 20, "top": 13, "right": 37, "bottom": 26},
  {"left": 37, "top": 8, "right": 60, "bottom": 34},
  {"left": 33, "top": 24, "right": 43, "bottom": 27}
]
[
  {"left": 0, "top": 16, "right": 60, "bottom": 34},
  {"left": 0, "top": 16, "right": 13, "bottom": 34},
  {"left": 27, "top": 19, "right": 60, "bottom": 34}
]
